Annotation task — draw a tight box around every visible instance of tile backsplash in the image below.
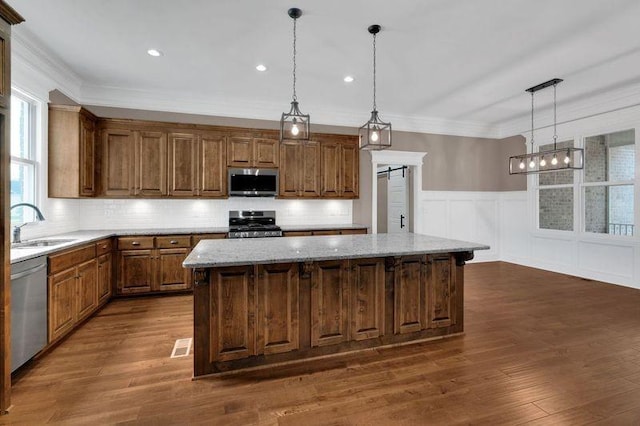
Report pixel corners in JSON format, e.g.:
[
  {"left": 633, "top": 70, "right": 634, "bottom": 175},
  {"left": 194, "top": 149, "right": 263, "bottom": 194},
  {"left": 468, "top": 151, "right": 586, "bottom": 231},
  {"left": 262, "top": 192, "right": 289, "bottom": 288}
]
[{"left": 17, "top": 197, "right": 353, "bottom": 240}]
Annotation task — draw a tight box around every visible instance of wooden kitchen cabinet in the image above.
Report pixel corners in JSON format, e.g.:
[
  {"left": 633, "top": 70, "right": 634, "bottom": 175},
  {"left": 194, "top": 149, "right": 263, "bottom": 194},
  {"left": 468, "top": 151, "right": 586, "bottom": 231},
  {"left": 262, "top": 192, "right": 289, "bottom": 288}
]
[
  {"left": 227, "top": 133, "right": 279, "bottom": 168},
  {"left": 281, "top": 228, "right": 367, "bottom": 237},
  {"left": 394, "top": 255, "right": 428, "bottom": 334},
  {"left": 428, "top": 254, "right": 456, "bottom": 328},
  {"left": 199, "top": 132, "right": 227, "bottom": 197},
  {"left": 48, "top": 105, "right": 98, "bottom": 197},
  {"left": 320, "top": 139, "right": 359, "bottom": 198},
  {"left": 168, "top": 132, "right": 198, "bottom": 196},
  {"left": 279, "top": 140, "right": 320, "bottom": 198},
  {"left": 350, "top": 258, "right": 385, "bottom": 341},
  {"left": 136, "top": 131, "right": 167, "bottom": 196},
  {"left": 310, "top": 260, "right": 350, "bottom": 347},
  {"left": 97, "top": 252, "right": 112, "bottom": 306},
  {"left": 116, "top": 236, "right": 192, "bottom": 295},
  {"left": 100, "top": 128, "right": 135, "bottom": 196},
  {"left": 48, "top": 243, "right": 101, "bottom": 343}
]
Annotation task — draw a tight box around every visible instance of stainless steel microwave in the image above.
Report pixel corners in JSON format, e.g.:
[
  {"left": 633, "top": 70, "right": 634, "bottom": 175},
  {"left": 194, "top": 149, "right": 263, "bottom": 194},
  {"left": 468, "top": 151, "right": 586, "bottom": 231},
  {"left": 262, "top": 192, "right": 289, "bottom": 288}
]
[{"left": 228, "top": 168, "right": 278, "bottom": 197}]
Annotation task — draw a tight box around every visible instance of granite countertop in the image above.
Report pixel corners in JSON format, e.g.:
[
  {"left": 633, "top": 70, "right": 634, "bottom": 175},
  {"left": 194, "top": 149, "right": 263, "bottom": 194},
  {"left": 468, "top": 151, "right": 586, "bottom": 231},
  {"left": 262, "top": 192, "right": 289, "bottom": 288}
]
[
  {"left": 9, "top": 224, "right": 369, "bottom": 264},
  {"left": 184, "top": 233, "right": 490, "bottom": 268}
]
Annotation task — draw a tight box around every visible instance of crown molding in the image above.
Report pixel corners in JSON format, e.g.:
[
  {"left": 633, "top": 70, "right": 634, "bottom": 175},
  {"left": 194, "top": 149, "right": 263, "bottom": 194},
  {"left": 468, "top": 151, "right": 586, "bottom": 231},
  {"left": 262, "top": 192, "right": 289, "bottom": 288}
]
[
  {"left": 498, "top": 80, "right": 640, "bottom": 138},
  {"left": 12, "top": 27, "right": 83, "bottom": 101}
]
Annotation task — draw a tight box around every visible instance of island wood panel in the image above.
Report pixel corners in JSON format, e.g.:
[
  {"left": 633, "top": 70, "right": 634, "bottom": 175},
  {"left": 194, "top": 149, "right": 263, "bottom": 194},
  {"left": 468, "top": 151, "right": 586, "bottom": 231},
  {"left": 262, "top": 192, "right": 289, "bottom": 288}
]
[
  {"left": 256, "top": 263, "right": 299, "bottom": 355},
  {"left": 136, "top": 131, "right": 167, "bottom": 196},
  {"left": 168, "top": 132, "right": 198, "bottom": 196},
  {"left": 394, "top": 255, "right": 427, "bottom": 334},
  {"left": 101, "top": 128, "right": 134, "bottom": 196},
  {"left": 199, "top": 132, "right": 227, "bottom": 197},
  {"left": 210, "top": 265, "right": 256, "bottom": 362},
  {"left": 428, "top": 254, "right": 456, "bottom": 328},
  {"left": 350, "top": 258, "right": 385, "bottom": 340},
  {"left": 310, "top": 260, "right": 350, "bottom": 347}
]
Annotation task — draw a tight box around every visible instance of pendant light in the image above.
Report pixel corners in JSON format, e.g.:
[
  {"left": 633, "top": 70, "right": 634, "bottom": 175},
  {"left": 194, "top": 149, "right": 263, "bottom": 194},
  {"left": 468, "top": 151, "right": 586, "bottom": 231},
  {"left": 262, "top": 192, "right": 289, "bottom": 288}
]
[
  {"left": 280, "top": 7, "right": 310, "bottom": 142},
  {"left": 359, "top": 24, "right": 391, "bottom": 150},
  {"left": 509, "top": 78, "right": 584, "bottom": 174}
]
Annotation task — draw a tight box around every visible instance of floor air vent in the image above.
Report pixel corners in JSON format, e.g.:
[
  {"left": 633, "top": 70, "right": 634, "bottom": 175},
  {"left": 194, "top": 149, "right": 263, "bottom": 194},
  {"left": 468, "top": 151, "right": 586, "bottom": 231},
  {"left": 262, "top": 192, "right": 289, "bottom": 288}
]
[{"left": 170, "top": 338, "right": 192, "bottom": 358}]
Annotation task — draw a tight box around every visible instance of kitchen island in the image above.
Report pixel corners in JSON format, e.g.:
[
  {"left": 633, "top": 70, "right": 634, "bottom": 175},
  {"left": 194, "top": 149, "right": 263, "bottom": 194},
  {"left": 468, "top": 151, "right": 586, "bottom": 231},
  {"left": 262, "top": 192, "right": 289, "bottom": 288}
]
[{"left": 184, "top": 233, "right": 488, "bottom": 377}]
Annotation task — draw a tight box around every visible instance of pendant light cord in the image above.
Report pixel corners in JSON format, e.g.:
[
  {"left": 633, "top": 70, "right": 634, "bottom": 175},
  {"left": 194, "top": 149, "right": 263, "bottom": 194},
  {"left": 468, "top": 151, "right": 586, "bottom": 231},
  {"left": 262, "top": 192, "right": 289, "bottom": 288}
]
[
  {"left": 553, "top": 83, "right": 558, "bottom": 149},
  {"left": 292, "top": 16, "right": 297, "bottom": 102},
  {"left": 372, "top": 32, "right": 377, "bottom": 111},
  {"left": 530, "top": 91, "right": 534, "bottom": 153}
]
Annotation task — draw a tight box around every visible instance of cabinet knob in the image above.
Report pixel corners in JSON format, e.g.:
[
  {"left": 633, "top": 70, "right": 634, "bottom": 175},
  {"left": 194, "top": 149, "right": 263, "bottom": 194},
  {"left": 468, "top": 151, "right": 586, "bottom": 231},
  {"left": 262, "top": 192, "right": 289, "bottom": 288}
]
[
  {"left": 102, "top": 245, "right": 108, "bottom": 249},
  {"left": 170, "top": 240, "right": 178, "bottom": 245},
  {"left": 132, "top": 242, "right": 140, "bottom": 246}
]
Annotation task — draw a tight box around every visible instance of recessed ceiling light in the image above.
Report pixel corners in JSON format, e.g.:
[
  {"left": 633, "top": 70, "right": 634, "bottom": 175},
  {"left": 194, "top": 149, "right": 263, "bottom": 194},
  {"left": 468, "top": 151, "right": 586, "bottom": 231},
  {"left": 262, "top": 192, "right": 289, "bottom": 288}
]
[
  {"left": 147, "top": 49, "right": 163, "bottom": 57},
  {"left": 256, "top": 64, "right": 267, "bottom": 72},
  {"left": 344, "top": 76, "right": 354, "bottom": 83}
]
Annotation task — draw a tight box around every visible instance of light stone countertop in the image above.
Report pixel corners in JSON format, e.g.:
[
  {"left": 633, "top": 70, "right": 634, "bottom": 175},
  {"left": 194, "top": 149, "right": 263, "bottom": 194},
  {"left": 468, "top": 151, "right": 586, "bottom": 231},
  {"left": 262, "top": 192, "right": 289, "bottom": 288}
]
[
  {"left": 9, "top": 224, "right": 369, "bottom": 264},
  {"left": 183, "top": 233, "right": 490, "bottom": 268}
]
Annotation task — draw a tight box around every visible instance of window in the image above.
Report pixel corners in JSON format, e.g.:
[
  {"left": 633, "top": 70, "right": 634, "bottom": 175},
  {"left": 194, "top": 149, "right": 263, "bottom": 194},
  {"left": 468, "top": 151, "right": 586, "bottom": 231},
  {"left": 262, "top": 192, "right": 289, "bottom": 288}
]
[
  {"left": 583, "top": 129, "right": 635, "bottom": 236},
  {"left": 538, "top": 140, "right": 574, "bottom": 231},
  {"left": 10, "top": 92, "right": 38, "bottom": 224}
]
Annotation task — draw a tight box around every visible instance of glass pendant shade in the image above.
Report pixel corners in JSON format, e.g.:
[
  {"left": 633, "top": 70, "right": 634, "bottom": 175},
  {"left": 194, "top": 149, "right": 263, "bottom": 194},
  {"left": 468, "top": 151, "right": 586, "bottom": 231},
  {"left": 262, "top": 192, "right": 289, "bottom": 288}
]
[
  {"left": 359, "top": 109, "right": 391, "bottom": 150},
  {"left": 281, "top": 100, "right": 310, "bottom": 141}
]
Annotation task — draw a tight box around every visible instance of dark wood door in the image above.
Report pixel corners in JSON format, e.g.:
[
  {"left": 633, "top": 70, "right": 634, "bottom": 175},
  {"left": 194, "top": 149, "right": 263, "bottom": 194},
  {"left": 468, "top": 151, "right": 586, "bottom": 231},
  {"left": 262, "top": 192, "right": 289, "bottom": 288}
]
[
  {"left": 320, "top": 141, "right": 341, "bottom": 197},
  {"left": 253, "top": 137, "right": 279, "bottom": 168},
  {"left": 156, "top": 248, "right": 191, "bottom": 292},
  {"left": 101, "top": 129, "right": 134, "bottom": 196},
  {"left": 210, "top": 266, "right": 256, "bottom": 361},
  {"left": 428, "top": 255, "right": 456, "bottom": 328},
  {"left": 300, "top": 141, "right": 321, "bottom": 197},
  {"left": 227, "top": 136, "right": 252, "bottom": 167},
  {"left": 199, "top": 132, "right": 227, "bottom": 197},
  {"left": 76, "top": 259, "right": 98, "bottom": 321},
  {"left": 310, "top": 260, "right": 349, "bottom": 347},
  {"left": 118, "top": 250, "right": 153, "bottom": 294},
  {"left": 48, "top": 268, "right": 77, "bottom": 342},
  {"left": 97, "top": 253, "right": 112, "bottom": 305},
  {"left": 256, "top": 263, "right": 299, "bottom": 355},
  {"left": 136, "top": 131, "right": 167, "bottom": 196},
  {"left": 279, "top": 141, "right": 300, "bottom": 197},
  {"left": 350, "top": 258, "right": 385, "bottom": 340},
  {"left": 79, "top": 113, "right": 96, "bottom": 196},
  {"left": 394, "top": 256, "right": 428, "bottom": 334},
  {"left": 340, "top": 142, "right": 359, "bottom": 198},
  {"left": 168, "top": 132, "right": 198, "bottom": 196}
]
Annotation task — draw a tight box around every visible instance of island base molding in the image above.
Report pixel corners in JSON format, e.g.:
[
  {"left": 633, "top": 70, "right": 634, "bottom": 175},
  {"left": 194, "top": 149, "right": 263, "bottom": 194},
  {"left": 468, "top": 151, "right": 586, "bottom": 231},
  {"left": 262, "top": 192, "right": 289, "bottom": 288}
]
[{"left": 193, "top": 252, "right": 471, "bottom": 377}]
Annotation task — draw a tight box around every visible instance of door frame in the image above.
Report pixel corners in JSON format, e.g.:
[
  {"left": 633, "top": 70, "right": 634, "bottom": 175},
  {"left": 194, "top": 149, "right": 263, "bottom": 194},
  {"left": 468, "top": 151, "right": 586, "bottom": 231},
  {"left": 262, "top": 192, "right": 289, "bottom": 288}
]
[{"left": 370, "top": 150, "right": 426, "bottom": 234}]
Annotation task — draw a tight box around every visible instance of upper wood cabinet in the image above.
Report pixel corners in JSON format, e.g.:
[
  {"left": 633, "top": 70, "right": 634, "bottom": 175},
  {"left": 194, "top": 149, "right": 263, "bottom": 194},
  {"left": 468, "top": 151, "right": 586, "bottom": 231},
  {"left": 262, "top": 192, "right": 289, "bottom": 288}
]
[
  {"left": 168, "top": 132, "right": 198, "bottom": 196},
  {"left": 49, "top": 105, "right": 98, "bottom": 197},
  {"left": 136, "top": 131, "right": 167, "bottom": 196},
  {"left": 199, "top": 132, "right": 227, "bottom": 197},
  {"left": 279, "top": 140, "right": 321, "bottom": 198},
  {"left": 227, "top": 133, "right": 278, "bottom": 168},
  {"left": 320, "top": 139, "right": 359, "bottom": 199},
  {"left": 100, "top": 128, "right": 134, "bottom": 196}
]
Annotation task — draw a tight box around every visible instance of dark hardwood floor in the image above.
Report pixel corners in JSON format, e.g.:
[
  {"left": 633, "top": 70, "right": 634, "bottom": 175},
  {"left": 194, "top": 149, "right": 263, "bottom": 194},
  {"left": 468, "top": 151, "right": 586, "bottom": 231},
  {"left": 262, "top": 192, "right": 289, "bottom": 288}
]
[{"left": 2, "top": 262, "right": 640, "bottom": 425}]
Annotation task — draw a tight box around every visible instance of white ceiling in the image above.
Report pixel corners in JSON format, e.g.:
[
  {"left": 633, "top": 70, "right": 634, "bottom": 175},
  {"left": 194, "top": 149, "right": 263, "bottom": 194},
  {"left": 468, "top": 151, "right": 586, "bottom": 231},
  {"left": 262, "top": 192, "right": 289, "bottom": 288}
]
[{"left": 8, "top": 0, "right": 640, "bottom": 137}]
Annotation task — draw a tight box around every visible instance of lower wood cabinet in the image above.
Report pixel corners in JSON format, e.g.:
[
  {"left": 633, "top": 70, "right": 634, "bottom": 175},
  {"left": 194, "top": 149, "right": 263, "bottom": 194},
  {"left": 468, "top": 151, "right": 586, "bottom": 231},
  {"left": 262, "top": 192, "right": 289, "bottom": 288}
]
[
  {"left": 310, "top": 260, "right": 350, "bottom": 347},
  {"left": 282, "top": 228, "right": 367, "bottom": 237},
  {"left": 428, "top": 254, "right": 456, "bottom": 328},
  {"left": 116, "top": 236, "right": 192, "bottom": 295},
  {"left": 48, "top": 239, "right": 112, "bottom": 343}
]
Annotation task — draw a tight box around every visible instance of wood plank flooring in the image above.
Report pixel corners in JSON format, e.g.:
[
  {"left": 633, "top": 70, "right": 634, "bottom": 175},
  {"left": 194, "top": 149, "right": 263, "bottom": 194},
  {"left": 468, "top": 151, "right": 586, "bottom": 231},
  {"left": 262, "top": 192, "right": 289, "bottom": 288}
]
[{"left": 2, "top": 262, "right": 640, "bottom": 425}]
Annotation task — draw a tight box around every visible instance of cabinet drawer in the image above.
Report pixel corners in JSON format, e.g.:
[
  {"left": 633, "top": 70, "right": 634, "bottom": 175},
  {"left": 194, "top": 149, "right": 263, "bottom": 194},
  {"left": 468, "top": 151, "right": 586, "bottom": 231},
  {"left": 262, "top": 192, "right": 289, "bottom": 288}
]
[
  {"left": 192, "top": 233, "right": 226, "bottom": 246},
  {"left": 340, "top": 228, "right": 367, "bottom": 235},
  {"left": 49, "top": 244, "right": 97, "bottom": 275},
  {"left": 118, "top": 237, "right": 155, "bottom": 250},
  {"left": 282, "top": 231, "right": 313, "bottom": 237},
  {"left": 95, "top": 238, "right": 113, "bottom": 256},
  {"left": 156, "top": 235, "right": 191, "bottom": 248}
]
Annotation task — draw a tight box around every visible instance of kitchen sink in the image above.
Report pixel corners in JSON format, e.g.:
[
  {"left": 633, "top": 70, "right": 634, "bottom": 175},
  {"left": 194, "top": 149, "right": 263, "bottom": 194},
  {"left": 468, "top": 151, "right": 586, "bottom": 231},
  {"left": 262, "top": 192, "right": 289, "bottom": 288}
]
[{"left": 12, "top": 239, "right": 77, "bottom": 249}]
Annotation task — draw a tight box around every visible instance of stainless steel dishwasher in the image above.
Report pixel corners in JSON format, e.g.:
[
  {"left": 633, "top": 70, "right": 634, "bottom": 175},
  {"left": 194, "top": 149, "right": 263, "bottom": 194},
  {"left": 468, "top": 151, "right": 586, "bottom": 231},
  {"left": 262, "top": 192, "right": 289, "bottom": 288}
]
[{"left": 11, "top": 256, "right": 47, "bottom": 372}]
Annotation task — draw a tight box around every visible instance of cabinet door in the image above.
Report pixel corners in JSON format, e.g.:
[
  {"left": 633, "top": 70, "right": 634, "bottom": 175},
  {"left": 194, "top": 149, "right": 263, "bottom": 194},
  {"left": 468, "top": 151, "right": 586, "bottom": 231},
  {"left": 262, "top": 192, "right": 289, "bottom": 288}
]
[
  {"left": 394, "top": 256, "right": 427, "bottom": 334},
  {"left": 118, "top": 250, "right": 153, "bottom": 294},
  {"left": 428, "top": 255, "right": 456, "bottom": 328},
  {"left": 253, "top": 137, "right": 279, "bottom": 168},
  {"left": 210, "top": 266, "right": 256, "bottom": 361},
  {"left": 168, "top": 132, "right": 198, "bottom": 196},
  {"left": 227, "top": 136, "right": 252, "bottom": 167},
  {"left": 76, "top": 259, "right": 98, "bottom": 321},
  {"left": 320, "top": 141, "right": 341, "bottom": 197},
  {"left": 101, "top": 129, "right": 134, "bottom": 196},
  {"left": 310, "top": 260, "right": 349, "bottom": 347},
  {"left": 79, "top": 114, "right": 96, "bottom": 196},
  {"left": 300, "top": 141, "right": 321, "bottom": 197},
  {"left": 350, "top": 258, "right": 385, "bottom": 340},
  {"left": 256, "top": 263, "right": 299, "bottom": 355},
  {"left": 156, "top": 248, "right": 192, "bottom": 292},
  {"left": 48, "top": 268, "right": 77, "bottom": 342},
  {"left": 199, "top": 132, "right": 227, "bottom": 197},
  {"left": 97, "top": 253, "right": 112, "bottom": 305},
  {"left": 279, "top": 142, "right": 300, "bottom": 197},
  {"left": 340, "top": 142, "right": 359, "bottom": 198},
  {"left": 136, "top": 131, "right": 167, "bottom": 196}
]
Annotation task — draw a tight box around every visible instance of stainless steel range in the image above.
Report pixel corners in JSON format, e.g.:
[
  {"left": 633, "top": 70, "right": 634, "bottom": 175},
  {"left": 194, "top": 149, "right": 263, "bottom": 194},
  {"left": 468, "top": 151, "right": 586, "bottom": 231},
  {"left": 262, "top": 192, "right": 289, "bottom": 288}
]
[{"left": 228, "top": 210, "right": 282, "bottom": 238}]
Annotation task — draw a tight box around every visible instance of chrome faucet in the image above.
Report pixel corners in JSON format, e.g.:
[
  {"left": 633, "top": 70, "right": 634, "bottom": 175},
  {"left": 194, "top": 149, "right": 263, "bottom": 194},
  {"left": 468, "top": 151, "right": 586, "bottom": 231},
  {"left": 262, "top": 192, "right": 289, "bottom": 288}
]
[{"left": 10, "top": 203, "right": 46, "bottom": 243}]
